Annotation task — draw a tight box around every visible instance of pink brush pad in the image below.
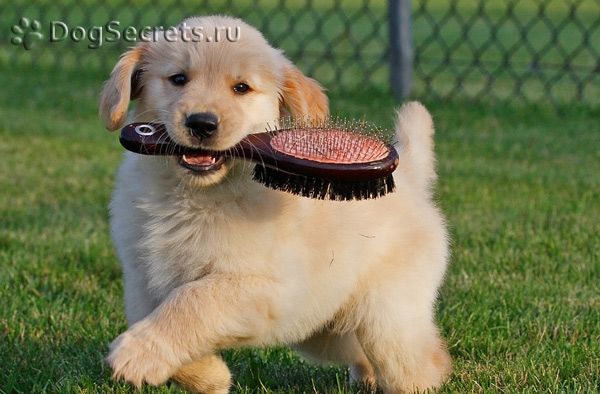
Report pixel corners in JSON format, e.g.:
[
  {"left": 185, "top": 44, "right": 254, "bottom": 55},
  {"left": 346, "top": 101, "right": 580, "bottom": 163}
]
[{"left": 269, "top": 128, "right": 390, "bottom": 164}]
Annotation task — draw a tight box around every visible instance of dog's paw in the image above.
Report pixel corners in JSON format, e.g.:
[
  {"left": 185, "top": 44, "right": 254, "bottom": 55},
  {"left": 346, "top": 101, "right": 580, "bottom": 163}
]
[{"left": 107, "top": 321, "right": 183, "bottom": 387}]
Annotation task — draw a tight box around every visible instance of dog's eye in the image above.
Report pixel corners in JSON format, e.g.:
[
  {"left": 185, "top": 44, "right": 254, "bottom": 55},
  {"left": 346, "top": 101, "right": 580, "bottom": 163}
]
[
  {"left": 233, "top": 83, "right": 250, "bottom": 94},
  {"left": 169, "top": 74, "right": 188, "bottom": 86}
]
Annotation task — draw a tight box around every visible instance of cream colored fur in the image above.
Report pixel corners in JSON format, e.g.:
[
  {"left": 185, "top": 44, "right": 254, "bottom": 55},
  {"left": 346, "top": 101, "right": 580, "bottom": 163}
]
[{"left": 100, "top": 15, "right": 451, "bottom": 394}]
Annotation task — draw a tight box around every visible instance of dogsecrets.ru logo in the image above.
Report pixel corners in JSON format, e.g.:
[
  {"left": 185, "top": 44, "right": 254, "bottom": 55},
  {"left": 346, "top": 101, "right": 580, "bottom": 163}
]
[
  {"left": 10, "top": 18, "right": 241, "bottom": 50},
  {"left": 11, "top": 18, "right": 44, "bottom": 50}
]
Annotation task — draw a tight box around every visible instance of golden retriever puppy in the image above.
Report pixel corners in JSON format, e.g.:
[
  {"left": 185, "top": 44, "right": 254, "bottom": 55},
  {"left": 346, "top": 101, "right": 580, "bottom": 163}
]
[{"left": 100, "top": 15, "right": 451, "bottom": 394}]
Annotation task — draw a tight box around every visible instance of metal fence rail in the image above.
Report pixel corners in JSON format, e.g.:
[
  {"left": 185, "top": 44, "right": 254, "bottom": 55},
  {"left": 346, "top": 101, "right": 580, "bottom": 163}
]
[{"left": 2, "top": 0, "right": 598, "bottom": 107}]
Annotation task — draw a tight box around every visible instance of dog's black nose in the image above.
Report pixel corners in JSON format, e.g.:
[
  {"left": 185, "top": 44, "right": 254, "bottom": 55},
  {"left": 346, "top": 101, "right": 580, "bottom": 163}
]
[{"left": 185, "top": 112, "right": 218, "bottom": 140}]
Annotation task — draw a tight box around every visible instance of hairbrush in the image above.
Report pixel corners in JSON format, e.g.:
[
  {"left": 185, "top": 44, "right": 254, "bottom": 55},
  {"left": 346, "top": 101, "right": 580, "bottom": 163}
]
[{"left": 119, "top": 122, "right": 399, "bottom": 201}]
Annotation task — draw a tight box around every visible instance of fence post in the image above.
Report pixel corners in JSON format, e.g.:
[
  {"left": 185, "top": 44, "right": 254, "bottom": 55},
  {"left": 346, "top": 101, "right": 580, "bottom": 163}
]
[{"left": 388, "top": 0, "right": 414, "bottom": 100}]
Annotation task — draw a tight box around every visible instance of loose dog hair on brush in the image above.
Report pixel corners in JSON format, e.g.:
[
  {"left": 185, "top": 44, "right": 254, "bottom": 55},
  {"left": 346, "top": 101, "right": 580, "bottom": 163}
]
[{"left": 100, "top": 14, "right": 452, "bottom": 394}]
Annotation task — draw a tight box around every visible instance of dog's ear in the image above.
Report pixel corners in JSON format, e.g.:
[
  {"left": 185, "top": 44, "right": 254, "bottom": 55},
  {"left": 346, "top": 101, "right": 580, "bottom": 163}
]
[
  {"left": 280, "top": 64, "right": 329, "bottom": 123},
  {"left": 99, "top": 44, "right": 146, "bottom": 131}
]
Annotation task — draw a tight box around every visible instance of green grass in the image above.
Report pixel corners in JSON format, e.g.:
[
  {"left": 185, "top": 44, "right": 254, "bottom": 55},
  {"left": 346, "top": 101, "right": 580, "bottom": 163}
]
[{"left": 1, "top": 6, "right": 600, "bottom": 390}]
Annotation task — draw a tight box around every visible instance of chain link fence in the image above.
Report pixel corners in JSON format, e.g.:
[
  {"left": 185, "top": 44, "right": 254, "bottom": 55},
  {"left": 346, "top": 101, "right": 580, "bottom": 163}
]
[
  {"left": 1, "top": 0, "right": 599, "bottom": 107},
  {"left": 411, "top": 0, "right": 600, "bottom": 107}
]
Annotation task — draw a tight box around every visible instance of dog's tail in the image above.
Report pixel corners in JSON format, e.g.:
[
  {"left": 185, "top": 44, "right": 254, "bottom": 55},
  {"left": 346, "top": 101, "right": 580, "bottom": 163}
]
[{"left": 393, "top": 101, "right": 438, "bottom": 197}]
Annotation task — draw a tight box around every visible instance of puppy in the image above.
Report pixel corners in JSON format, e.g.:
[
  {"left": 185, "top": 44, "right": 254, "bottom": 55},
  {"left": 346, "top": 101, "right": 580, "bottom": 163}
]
[{"left": 100, "top": 15, "right": 451, "bottom": 394}]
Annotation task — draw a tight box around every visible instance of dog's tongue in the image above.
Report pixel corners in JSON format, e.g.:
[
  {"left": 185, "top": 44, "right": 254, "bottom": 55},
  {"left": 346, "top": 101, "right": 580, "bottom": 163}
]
[{"left": 182, "top": 153, "right": 217, "bottom": 166}]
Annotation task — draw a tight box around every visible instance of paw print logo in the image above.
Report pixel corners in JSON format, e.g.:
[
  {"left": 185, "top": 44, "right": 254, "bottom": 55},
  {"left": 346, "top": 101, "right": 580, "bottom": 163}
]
[{"left": 11, "top": 18, "right": 44, "bottom": 50}]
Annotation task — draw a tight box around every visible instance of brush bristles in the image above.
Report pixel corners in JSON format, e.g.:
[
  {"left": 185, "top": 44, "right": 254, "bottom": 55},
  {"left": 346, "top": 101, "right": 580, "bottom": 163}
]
[
  {"left": 253, "top": 165, "right": 396, "bottom": 201},
  {"left": 274, "top": 116, "right": 390, "bottom": 142}
]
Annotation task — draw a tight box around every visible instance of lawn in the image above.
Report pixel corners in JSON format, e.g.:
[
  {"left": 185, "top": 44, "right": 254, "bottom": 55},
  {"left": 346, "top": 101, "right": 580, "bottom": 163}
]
[
  {"left": 1, "top": 60, "right": 598, "bottom": 393},
  {"left": 1, "top": 2, "right": 600, "bottom": 393}
]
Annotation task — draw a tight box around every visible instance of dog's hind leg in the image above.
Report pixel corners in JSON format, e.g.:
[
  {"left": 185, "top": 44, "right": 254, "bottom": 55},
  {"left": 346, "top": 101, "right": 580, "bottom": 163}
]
[
  {"left": 172, "top": 354, "right": 231, "bottom": 394},
  {"left": 355, "top": 286, "right": 452, "bottom": 394},
  {"left": 293, "top": 330, "right": 376, "bottom": 389}
]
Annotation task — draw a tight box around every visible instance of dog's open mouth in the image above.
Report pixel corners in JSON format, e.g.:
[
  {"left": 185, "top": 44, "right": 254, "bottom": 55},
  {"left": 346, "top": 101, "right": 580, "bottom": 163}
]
[{"left": 179, "top": 153, "right": 227, "bottom": 173}]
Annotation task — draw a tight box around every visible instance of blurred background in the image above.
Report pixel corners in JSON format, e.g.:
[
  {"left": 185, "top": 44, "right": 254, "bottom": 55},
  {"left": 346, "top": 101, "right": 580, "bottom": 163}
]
[{"left": 2, "top": 0, "right": 599, "bottom": 107}]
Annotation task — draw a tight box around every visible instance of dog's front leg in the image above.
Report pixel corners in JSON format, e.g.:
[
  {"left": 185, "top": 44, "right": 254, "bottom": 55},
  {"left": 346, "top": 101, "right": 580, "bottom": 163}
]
[{"left": 108, "top": 275, "right": 277, "bottom": 388}]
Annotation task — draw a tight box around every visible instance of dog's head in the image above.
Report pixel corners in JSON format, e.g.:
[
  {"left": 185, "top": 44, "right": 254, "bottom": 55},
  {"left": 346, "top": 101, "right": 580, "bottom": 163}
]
[{"left": 100, "top": 15, "right": 328, "bottom": 187}]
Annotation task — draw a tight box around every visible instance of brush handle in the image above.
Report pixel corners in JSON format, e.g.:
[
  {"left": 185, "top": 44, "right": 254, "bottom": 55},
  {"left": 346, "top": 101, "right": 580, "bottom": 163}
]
[{"left": 120, "top": 123, "right": 399, "bottom": 181}]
